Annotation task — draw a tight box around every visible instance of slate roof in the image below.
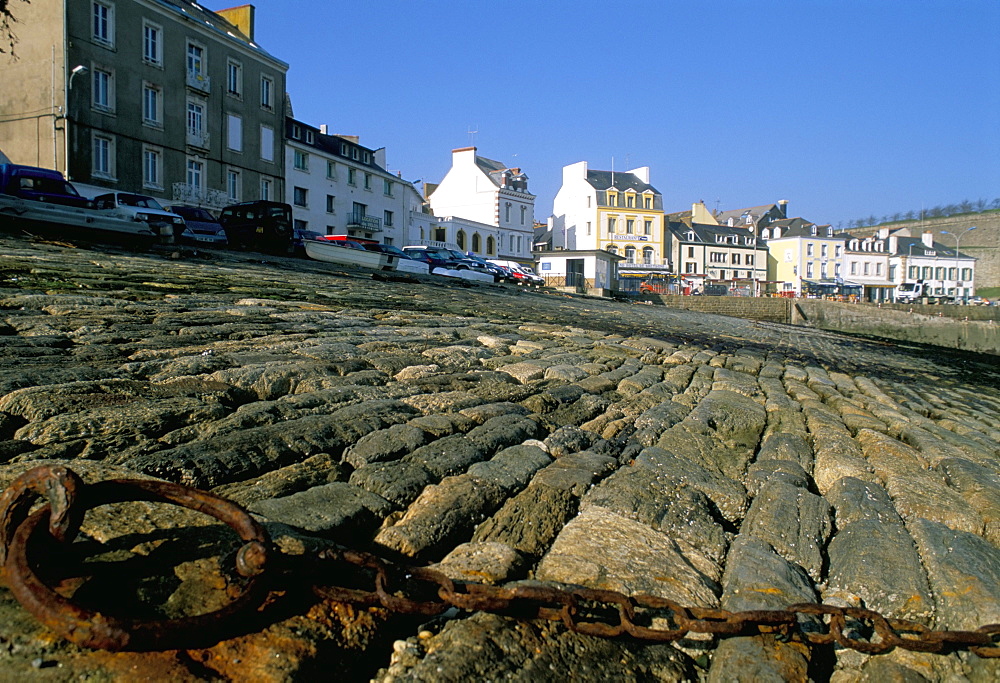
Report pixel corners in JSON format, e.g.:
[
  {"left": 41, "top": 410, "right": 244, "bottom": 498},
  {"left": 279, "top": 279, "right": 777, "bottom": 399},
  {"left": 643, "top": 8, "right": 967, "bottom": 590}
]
[
  {"left": 154, "top": 0, "right": 288, "bottom": 66},
  {"left": 586, "top": 170, "right": 659, "bottom": 195}
]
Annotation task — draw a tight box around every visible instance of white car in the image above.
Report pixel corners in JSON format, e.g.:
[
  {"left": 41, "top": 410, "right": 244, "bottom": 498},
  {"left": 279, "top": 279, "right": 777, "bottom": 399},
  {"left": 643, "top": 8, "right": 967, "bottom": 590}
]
[{"left": 93, "top": 192, "right": 185, "bottom": 244}]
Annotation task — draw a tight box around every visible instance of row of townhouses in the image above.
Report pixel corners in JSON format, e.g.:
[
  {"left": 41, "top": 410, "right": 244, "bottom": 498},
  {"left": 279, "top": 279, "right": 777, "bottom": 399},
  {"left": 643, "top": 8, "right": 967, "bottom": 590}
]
[{"left": 0, "top": 1, "right": 976, "bottom": 299}]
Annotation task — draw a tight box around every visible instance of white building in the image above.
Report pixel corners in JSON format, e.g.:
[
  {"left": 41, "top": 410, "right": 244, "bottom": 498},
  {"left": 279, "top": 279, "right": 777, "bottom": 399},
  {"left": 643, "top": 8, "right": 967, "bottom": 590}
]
[
  {"left": 843, "top": 230, "right": 895, "bottom": 301},
  {"left": 425, "top": 147, "right": 534, "bottom": 262},
  {"left": 891, "top": 230, "right": 976, "bottom": 301},
  {"left": 284, "top": 118, "right": 417, "bottom": 246},
  {"left": 550, "top": 161, "right": 666, "bottom": 266}
]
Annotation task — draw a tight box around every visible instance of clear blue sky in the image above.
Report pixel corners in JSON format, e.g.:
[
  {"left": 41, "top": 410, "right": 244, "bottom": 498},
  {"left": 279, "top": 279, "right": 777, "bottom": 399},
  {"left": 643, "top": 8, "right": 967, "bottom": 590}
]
[{"left": 208, "top": 0, "right": 1000, "bottom": 229}]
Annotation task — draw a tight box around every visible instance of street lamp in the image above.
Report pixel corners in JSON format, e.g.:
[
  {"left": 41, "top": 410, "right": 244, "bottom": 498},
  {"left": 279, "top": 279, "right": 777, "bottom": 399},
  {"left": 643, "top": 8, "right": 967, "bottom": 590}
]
[{"left": 940, "top": 226, "right": 976, "bottom": 303}]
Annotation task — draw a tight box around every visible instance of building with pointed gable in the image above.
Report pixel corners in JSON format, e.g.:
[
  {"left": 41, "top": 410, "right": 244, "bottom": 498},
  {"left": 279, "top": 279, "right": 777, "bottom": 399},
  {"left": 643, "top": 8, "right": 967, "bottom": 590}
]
[{"left": 425, "top": 147, "right": 535, "bottom": 261}]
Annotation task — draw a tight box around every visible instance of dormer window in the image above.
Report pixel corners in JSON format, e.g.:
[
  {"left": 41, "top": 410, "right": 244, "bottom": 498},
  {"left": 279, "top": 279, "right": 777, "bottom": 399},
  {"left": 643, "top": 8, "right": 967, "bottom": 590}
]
[
  {"left": 761, "top": 228, "right": 770, "bottom": 239},
  {"left": 686, "top": 231, "right": 696, "bottom": 241},
  {"left": 773, "top": 228, "right": 781, "bottom": 238},
  {"left": 810, "top": 226, "right": 818, "bottom": 236}
]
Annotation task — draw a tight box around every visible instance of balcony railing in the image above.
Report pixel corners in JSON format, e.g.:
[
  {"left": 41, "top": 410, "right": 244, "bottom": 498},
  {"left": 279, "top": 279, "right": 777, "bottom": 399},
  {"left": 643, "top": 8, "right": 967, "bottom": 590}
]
[
  {"left": 171, "top": 183, "right": 228, "bottom": 211},
  {"left": 346, "top": 212, "right": 382, "bottom": 232},
  {"left": 186, "top": 128, "right": 210, "bottom": 149},
  {"left": 186, "top": 70, "right": 211, "bottom": 93}
]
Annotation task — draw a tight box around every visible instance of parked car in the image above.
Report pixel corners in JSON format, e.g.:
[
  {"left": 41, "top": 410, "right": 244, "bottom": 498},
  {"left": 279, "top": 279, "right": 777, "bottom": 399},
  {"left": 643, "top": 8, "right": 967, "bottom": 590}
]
[
  {"left": 488, "top": 259, "right": 544, "bottom": 287},
  {"left": 93, "top": 192, "right": 186, "bottom": 244},
  {"left": 0, "top": 163, "right": 155, "bottom": 242},
  {"left": 402, "top": 246, "right": 467, "bottom": 270},
  {"left": 167, "top": 205, "right": 227, "bottom": 246},
  {"left": 456, "top": 252, "right": 506, "bottom": 281},
  {"left": 292, "top": 227, "right": 325, "bottom": 254},
  {"left": 0, "top": 164, "right": 91, "bottom": 208},
  {"left": 362, "top": 243, "right": 431, "bottom": 275},
  {"left": 217, "top": 201, "right": 293, "bottom": 254}
]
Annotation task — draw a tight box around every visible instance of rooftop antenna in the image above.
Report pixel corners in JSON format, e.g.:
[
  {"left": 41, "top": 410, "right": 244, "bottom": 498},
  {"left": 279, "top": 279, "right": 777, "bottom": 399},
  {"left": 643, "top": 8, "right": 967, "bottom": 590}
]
[{"left": 467, "top": 125, "right": 478, "bottom": 146}]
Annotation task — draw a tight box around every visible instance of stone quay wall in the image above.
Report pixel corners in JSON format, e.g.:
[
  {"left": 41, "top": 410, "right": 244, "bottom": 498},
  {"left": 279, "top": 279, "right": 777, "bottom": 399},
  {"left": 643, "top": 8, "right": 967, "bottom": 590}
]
[{"left": 639, "top": 294, "right": 792, "bottom": 322}]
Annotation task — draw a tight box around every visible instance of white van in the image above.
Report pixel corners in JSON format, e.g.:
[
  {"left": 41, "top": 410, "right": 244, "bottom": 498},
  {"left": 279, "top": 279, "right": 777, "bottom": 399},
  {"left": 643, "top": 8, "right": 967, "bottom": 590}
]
[{"left": 488, "top": 260, "right": 544, "bottom": 287}]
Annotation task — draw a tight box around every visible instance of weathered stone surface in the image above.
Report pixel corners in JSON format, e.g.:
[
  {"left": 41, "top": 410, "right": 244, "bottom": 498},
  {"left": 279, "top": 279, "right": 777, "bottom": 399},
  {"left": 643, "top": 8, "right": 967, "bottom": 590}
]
[
  {"left": 211, "top": 452, "right": 347, "bottom": 506},
  {"left": 375, "top": 612, "right": 695, "bottom": 682},
  {"left": 744, "top": 459, "right": 810, "bottom": 498},
  {"left": 529, "top": 450, "right": 618, "bottom": 495},
  {"left": 536, "top": 506, "right": 720, "bottom": 605},
  {"left": 375, "top": 475, "right": 506, "bottom": 560},
  {"left": 936, "top": 458, "right": 1000, "bottom": 544},
  {"left": 342, "top": 423, "right": 430, "bottom": 468},
  {"left": 250, "top": 482, "right": 392, "bottom": 543},
  {"left": 472, "top": 484, "right": 579, "bottom": 559},
  {"left": 742, "top": 480, "right": 833, "bottom": 580},
  {"left": 430, "top": 541, "right": 526, "bottom": 584},
  {"left": 466, "top": 444, "right": 552, "bottom": 491},
  {"left": 349, "top": 460, "right": 435, "bottom": 508},
  {"left": 719, "top": 535, "right": 817, "bottom": 612},
  {"left": 907, "top": 518, "right": 1000, "bottom": 631},
  {"left": 635, "top": 446, "right": 748, "bottom": 522}
]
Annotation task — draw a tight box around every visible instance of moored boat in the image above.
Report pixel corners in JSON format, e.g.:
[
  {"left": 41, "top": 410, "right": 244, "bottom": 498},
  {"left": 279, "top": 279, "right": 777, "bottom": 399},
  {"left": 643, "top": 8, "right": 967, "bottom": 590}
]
[{"left": 303, "top": 238, "right": 395, "bottom": 270}]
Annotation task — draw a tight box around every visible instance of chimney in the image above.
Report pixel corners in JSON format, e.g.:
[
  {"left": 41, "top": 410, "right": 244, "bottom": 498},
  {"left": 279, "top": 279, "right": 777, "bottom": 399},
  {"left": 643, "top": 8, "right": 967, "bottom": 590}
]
[
  {"left": 216, "top": 5, "right": 256, "bottom": 41},
  {"left": 319, "top": 124, "right": 328, "bottom": 135},
  {"left": 889, "top": 235, "right": 898, "bottom": 253},
  {"left": 922, "top": 231, "right": 934, "bottom": 248},
  {"left": 777, "top": 199, "right": 788, "bottom": 218}
]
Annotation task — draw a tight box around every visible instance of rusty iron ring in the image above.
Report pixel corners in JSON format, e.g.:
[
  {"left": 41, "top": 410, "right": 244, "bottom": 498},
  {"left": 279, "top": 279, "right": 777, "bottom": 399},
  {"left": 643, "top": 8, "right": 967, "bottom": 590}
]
[{"left": 3, "top": 477, "right": 272, "bottom": 651}]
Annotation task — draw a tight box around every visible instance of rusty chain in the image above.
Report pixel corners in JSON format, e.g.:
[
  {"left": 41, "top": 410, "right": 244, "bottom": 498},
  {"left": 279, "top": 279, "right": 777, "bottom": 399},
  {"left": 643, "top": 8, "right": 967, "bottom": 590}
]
[{"left": 1, "top": 465, "right": 998, "bottom": 657}]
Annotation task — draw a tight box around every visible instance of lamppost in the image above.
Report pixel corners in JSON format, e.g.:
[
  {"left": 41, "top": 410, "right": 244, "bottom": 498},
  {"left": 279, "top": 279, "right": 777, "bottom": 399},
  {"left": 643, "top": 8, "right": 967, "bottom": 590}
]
[{"left": 940, "top": 227, "right": 976, "bottom": 303}]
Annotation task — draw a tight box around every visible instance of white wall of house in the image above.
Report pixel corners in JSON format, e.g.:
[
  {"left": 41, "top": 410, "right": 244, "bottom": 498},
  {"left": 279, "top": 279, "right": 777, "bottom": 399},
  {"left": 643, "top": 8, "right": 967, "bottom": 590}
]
[
  {"left": 285, "top": 136, "right": 411, "bottom": 245},
  {"left": 428, "top": 147, "right": 534, "bottom": 260},
  {"left": 551, "top": 161, "right": 597, "bottom": 251}
]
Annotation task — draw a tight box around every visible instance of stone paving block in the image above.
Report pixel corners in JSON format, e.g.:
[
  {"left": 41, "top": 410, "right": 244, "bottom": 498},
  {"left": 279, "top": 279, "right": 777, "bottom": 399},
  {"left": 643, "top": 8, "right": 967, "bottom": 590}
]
[
  {"left": 519, "top": 383, "right": 586, "bottom": 414},
  {"left": 249, "top": 482, "right": 392, "bottom": 544},
  {"left": 858, "top": 429, "right": 985, "bottom": 535},
  {"left": 530, "top": 450, "right": 619, "bottom": 493},
  {"left": 936, "top": 458, "right": 1000, "bottom": 545},
  {"left": 536, "top": 506, "right": 720, "bottom": 605},
  {"left": 718, "top": 535, "right": 817, "bottom": 612},
  {"left": 398, "top": 389, "right": 483, "bottom": 414},
  {"left": 712, "top": 367, "right": 763, "bottom": 398},
  {"left": 430, "top": 541, "right": 525, "bottom": 584},
  {"left": 403, "top": 433, "right": 486, "bottom": 478},
  {"left": 742, "top": 480, "right": 832, "bottom": 580},
  {"left": 374, "top": 612, "right": 695, "bottom": 682},
  {"left": 908, "top": 518, "right": 1000, "bottom": 631},
  {"left": 211, "top": 452, "right": 347, "bottom": 507},
  {"left": 543, "top": 364, "right": 589, "bottom": 382},
  {"left": 635, "top": 446, "right": 748, "bottom": 523},
  {"left": 405, "top": 412, "right": 476, "bottom": 437},
  {"left": 348, "top": 460, "right": 435, "bottom": 509},
  {"left": 497, "top": 361, "right": 546, "bottom": 383},
  {"left": 539, "top": 392, "right": 610, "bottom": 430},
  {"left": 342, "top": 423, "right": 430, "bottom": 468},
  {"left": 472, "top": 483, "right": 579, "bottom": 559},
  {"left": 708, "top": 636, "right": 810, "bottom": 683},
  {"left": 543, "top": 425, "right": 602, "bottom": 457},
  {"left": 466, "top": 444, "right": 552, "bottom": 491},
  {"left": 582, "top": 465, "right": 728, "bottom": 576},
  {"left": 756, "top": 432, "right": 813, "bottom": 471},
  {"left": 684, "top": 389, "right": 767, "bottom": 450},
  {"left": 464, "top": 414, "right": 543, "bottom": 453},
  {"left": 745, "top": 459, "right": 810, "bottom": 498}
]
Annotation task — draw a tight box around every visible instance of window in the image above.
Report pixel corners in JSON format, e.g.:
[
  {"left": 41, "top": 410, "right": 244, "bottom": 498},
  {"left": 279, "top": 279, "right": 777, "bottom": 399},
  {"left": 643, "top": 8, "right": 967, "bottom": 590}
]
[
  {"left": 290, "top": 124, "right": 301, "bottom": 140},
  {"left": 186, "top": 158, "right": 204, "bottom": 190},
  {"left": 710, "top": 252, "right": 726, "bottom": 263},
  {"left": 935, "top": 267, "right": 946, "bottom": 280},
  {"left": 732, "top": 253, "right": 741, "bottom": 265},
  {"left": 92, "top": 67, "right": 113, "bottom": 111},
  {"left": 876, "top": 263, "right": 883, "bottom": 276},
  {"left": 962, "top": 268, "right": 972, "bottom": 280},
  {"left": 520, "top": 206, "right": 526, "bottom": 225},
  {"left": 685, "top": 262, "right": 697, "bottom": 273},
  {"left": 293, "top": 149, "right": 309, "bottom": 171},
  {"left": 806, "top": 243, "right": 814, "bottom": 256},
  {"left": 625, "top": 194, "right": 634, "bottom": 208},
  {"left": 643, "top": 196, "right": 652, "bottom": 209},
  {"left": 471, "top": 233, "right": 481, "bottom": 252},
  {"left": 586, "top": 222, "right": 591, "bottom": 235},
  {"left": 383, "top": 210, "right": 393, "bottom": 227},
  {"left": 226, "top": 169, "right": 241, "bottom": 201},
  {"left": 835, "top": 264, "right": 842, "bottom": 277},
  {"left": 260, "top": 75, "right": 273, "bottom": 110},
  {"left": 142, "top": 145, "right": 162, "bottom": 190},
  {"left": 142, "top": 21, "right": 162, "bottom": 65},
  {"left": 92, "top": 134, "right": 114, "bottom": 178},
  {"left": 293, "top": 186, "right": 308, "bottom": 207},
  {"left": 921, "top": 266, "right": 932, "bottom": 280},
  {"left": 260, "top": 177, "right": 272, "bottom": 201},
  {"left": 505, "top": 203, "right": 511, "bottom": 221},
  {"left": 347, "top": 168, "right": 356, "bottom": 185},
  {"left": 187, "top": 42, "right": 205, "bottom": 76},
  {"left": 908, "top": 266, "right": 918, "bottom": 279},
  {"left": 624, "top": 245, "right": 636, "bottom": 263},
  {"left": 260, "top": 125, "right": 274, "bottom": 162},
  {"left": 821, "top": 244, "right": 828, "bottom": 258},
  {"left": 326, "top": 161, "right": 336, "bottom": 179},
  {"left": 227, "top": 114, "right": 242, "bottom": 151},
  {"left": 687, "top": 246, "right": 694, "bottom": 257},
  {"left": 487, "top": 236, "right": 496, "bottom": 255},
  {"left": 294, "top": 220, "right": 308, "bottom": 232},
  {"left": 850, "top": 262, "right": 857, "bottom": 275},
  {"left": 747, "top": 255, "right": 754, "bottom": 266},
  {"left": 607, "top": 193, "right": 617, "bottom": 207},
  {"left": 226, "top": 59, "right": 242, "bottom": 97},
  {"left": 186, "top": 99, "right": 205, "bottom": 145},
  {"left": 643, "top": 247, "right": 654, "bottom": 264},
  {"left": 806, "top": 262, "right": 814, "bottom": 278},
  {"left": 142, "top": 83, "right": 161, "bottom": 125},
  {"left": 364, "top": 173, "right": 371, "bottom": 190},
  {"left": 326, "top": 195, "right": 335, "bottom": 213},
  {"left": 626, "top": 219, "right": 634, "bottom": 234},
  {"left": 835, "top": 245, "right": 843, "bottom": 257},
  {"left": 644, "top": 220, "right": 652, "bottom": 235},
  {"left": 383, "top": 179, "right": 393, "bottom": 196},
  {"left": 305, "top": 130, "right": 314, "bottom": 144},
  {"left": 92, "top": 2, "right": 114, "bottom": 46},
  {"left": 607, "top": 217, "right": 616, "bottom": 233}
]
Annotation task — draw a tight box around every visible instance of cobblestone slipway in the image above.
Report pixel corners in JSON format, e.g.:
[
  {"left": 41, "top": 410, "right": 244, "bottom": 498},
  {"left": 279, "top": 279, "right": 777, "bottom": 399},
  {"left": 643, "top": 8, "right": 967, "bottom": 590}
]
[{"left": 0, "top": 234, "right": 997, "bottom": 681}]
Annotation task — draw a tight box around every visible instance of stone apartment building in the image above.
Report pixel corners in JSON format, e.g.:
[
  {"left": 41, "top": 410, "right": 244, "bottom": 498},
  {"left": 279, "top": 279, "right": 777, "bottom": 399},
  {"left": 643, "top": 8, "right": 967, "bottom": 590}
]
[
  {"left": 664, "top": 202, "right": 769, "bottom": 293},
  {"left": 284, "top": 118, "right": 421, "bottom": 246},
  {"left": 426, "top": 147, "right": 535, "bottom": 262},
  {"left": 0, "top": 1, "right": 288, "bottom": 208}
]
